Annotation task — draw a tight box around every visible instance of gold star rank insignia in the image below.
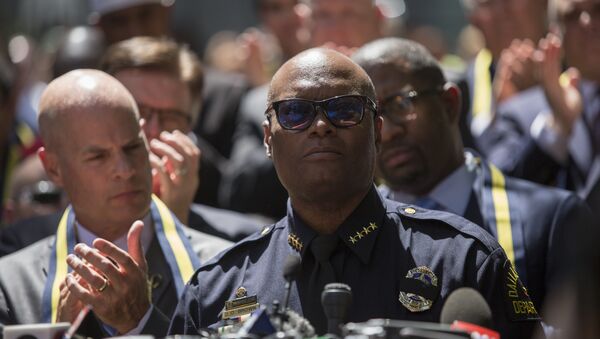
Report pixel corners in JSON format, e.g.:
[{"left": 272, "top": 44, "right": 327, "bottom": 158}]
[
  {"left": 348, "top": 222, "right": 378, "bottom": 245},
  {"left": 288, "top": 233, "right": 303, "bottom": 253}
]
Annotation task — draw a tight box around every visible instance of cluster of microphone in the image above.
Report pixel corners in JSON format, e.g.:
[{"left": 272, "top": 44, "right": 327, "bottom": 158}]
[
  {"left": 0, "top": 254, "right": 500, "bottom": 339},
  {"left": 218, "top": 254, "right": 500, "bottom": 339}
]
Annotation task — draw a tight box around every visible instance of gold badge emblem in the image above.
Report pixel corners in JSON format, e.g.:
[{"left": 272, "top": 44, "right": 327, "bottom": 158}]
[
  {"left": 399, "top": 266, "right": 438, "bottom": 312},
  {"left": 222, "top": 287, "right": 260, "bottom": 320},
  {"left": 404, "top": 207, "right": 416, "bottom": 214},
  {"left": 235, "top": 286, "right": 248, "bottom": 298}
]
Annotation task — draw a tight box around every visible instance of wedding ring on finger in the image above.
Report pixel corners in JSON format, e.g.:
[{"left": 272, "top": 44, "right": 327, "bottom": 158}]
[
  {"left": 174, "top": 167, "right": 188, "bottom": 176},
  {"left": 97, "top": 277, "right": 109, "bottom": 293}
]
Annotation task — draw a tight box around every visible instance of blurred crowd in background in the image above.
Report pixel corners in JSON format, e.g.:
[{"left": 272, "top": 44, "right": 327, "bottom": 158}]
[
  {"left": 0, "top": 0, "right": 483, "bottom": 226},
  {"left": 0, "top": 0, "right": 599, "bottom": 337}
]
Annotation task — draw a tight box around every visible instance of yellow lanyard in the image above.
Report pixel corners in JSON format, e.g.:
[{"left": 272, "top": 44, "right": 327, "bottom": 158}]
[
  {"left": 42, "top": 195, "right": 200, "bottom": 323},
  {"left": 471, "top": 49, "right": 494, "bottom": 135},
  {"left": 489, "top": 164, "right": 515, "bottom": 265}
]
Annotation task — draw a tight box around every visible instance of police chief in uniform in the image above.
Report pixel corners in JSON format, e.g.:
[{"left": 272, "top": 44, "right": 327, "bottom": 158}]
[
  {"left": 352, "top": 37, "right": 593, "bottom": 313},
  {"left": 165, "top": 48, "right": 540, "bottom": 338}
]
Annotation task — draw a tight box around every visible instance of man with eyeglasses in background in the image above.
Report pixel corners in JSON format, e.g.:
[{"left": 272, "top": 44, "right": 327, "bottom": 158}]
[
  {"left": 352, "top": 37, "right": 592, "bottom": 325},
  {"left": 101, "top": 36, "right": 264, "bottom": 241},
  {"left": 0, "top": 37, "right": 262, "bottom": 257},
  {"left": 159, "top": 47, "right": 540, "bottom": 338}
]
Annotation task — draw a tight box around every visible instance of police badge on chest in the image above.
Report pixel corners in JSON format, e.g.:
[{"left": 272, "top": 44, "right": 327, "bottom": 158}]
[{"left": 398, "top": 266, "right": 440, "bottom": 312}]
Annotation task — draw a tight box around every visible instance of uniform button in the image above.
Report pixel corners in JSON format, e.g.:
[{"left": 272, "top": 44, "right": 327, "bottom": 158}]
[
  {"left": 236, "top": 286, "right": 248, "bottom": 298},
  {"left": 404, "top": 207, "right": 416, "bottom": 214},
  {"left": 261, "top": 226, "right": 270, "bottom": 235}
]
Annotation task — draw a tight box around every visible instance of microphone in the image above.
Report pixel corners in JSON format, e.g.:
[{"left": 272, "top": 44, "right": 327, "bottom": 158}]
[
  {"left": 321, "top": 282, "right": 353, "bottom": 337},
  {"left": 63, "top": 304, "right": 92, "bottom": 339},
  {"left": 240, "top": 254, "right": 311, "bottom": 338},
  {"left": 2, "top": 323, "right": 70, "bottom": 339},
  {"left": 440, "top": 287, "right": 500, "bottom": 339},
  {"left": 282, "top": 255, "right": 302, "bottom": 311},
  {"left": 344, "top": 319, "right": 470, "bottom": 338}
]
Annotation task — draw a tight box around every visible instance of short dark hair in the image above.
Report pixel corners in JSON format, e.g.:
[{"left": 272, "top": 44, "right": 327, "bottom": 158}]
[
  {"left": 101, "top": 36, "right": 204, "bottom": 125},
  {"left": 352, "top": 37, "right": 446, "bottom": 90}
]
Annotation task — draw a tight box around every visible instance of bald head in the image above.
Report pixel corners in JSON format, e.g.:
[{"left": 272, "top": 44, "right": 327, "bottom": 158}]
[
  {"left": 307, "top": 0, "right": 383, "bottom": 48},
  {"left": 268, "top": 48, "right": 376, "bottom": 104},
  {"left": 352, "top": 37, "right": 446, "bottom": 89},
  {"left": 36, "top": 69, "right": 152, "bottom": 238},
  {"left": 38, "top": 69, "right": 138, "bottom": 151}
]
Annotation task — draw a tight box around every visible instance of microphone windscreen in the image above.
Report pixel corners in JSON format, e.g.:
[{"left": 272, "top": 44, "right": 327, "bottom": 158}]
[
  {"left": 440, "top": 287, "right": 492, "bottom": 329},
  {"left": 283, "top": 254, "right": 302, "bottom": 281}
]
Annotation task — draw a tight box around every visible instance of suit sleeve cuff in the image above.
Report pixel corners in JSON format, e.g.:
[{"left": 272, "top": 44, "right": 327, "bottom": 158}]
[
  {"left": 102, "top": 305, "right": 154, "bottom": 336},
  {"left": 530, "top": 110, "right": 569, "bottom": 165}
]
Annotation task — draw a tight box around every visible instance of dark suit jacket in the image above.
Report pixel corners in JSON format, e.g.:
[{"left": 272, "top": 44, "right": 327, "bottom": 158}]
[
  {"left": 0, "top": 213, "right": 61, "bottom": 256},
  {"left": 219, "top": 84, "right": 288, "bottom": 220},
  {"left": 582, "top": 156, "right": 600, "bottom": 219},
  {"left": 479, "top": 85, "right": 598, "bottom": 194},
  {"left": 187, "top": 203, "right": 267, "bottom": 242},
  {"left": 446, "top": 67, "right": 480, "bottom": 153},
  {"left": 379, "top": 159, "right": 593, "bottom": 311},
  {"left": 195, "top": 68, "right": 249, "bottom": 160},
  {"left": 191, "top": 68, "right": 249, "bottom": 207},
  {"left": 0, "top": 224, "right": 231, "bottom": 336}
]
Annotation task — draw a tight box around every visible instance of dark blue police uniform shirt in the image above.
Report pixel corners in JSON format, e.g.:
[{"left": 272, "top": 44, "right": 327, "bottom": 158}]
[{"left": 168, "top": 186, "right": 539, "bottom": 338}]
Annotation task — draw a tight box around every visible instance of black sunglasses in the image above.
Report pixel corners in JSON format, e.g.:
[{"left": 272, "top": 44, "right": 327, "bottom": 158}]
[{"left": 266, "top": 95, "right": 377, "bottom": 131}]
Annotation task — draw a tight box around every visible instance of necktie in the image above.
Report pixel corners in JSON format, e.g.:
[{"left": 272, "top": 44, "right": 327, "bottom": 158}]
[{"left": 305, "top": 234, "right": 339, "bottom": 334}]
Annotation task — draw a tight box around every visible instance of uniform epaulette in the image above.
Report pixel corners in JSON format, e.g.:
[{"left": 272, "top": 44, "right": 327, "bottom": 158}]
[
  {"left": 198, "top": 222, "right": 282, "bottom": 269},
  {"left": 390, "top": 202, "right": 501, "bottom": 253}
]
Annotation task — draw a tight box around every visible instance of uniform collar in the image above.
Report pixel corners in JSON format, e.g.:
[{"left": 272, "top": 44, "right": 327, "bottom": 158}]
[{"left": 286, "top": 185, "right": 386, "bottom": 264}]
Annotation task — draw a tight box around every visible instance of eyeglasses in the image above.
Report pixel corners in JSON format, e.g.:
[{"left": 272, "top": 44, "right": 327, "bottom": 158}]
[
  {"left": 138, "top": 104, "right": 191, "bottom": 131},
  {"left": 266, "top": 95, "right": 377, "bottom": 131},
  {"left": 379, "top": 88, "right": 442, "bottom": 125}
]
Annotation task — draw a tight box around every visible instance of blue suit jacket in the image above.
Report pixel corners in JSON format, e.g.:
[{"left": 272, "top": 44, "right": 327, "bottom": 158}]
[
  {"left": 478, "top": 85, "right": 598, "bottom": 194},
  {"left": 379, "top": 156, "right": 593, "bottom": 311}
]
